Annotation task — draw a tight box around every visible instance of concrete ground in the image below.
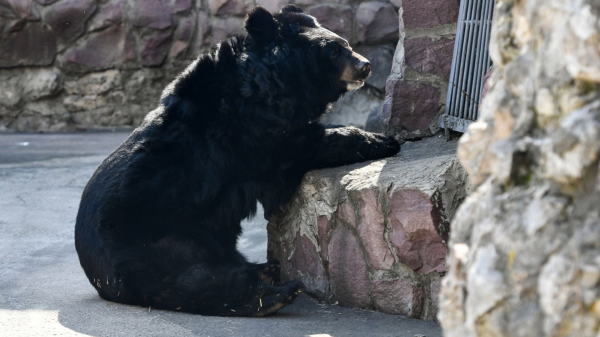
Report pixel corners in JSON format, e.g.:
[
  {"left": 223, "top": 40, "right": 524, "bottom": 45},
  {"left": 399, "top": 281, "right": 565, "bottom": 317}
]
[{"left": 0, "top": 132, "right": 443, "bottom": 337}]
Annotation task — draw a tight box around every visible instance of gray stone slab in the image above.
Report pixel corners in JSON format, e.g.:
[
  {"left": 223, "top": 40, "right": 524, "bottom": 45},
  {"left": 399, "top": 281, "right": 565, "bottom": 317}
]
[{"left": 0, "top": 132, "right": 442, "bottom": 337}]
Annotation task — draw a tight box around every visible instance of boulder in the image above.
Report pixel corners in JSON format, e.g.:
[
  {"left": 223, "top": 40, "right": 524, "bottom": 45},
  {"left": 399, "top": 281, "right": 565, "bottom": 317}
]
[
  {"left": 0, "top": 69, "right": 61, "bottom": 107},
  {"left": 389, "top": 0, "right": 401, "bottom": 8},
  {"left": 322, "top": 87, "right": 382, "bottom": 129},
  {"left": 141, "top": 30, "right": 174, "bottom": 66},
  {"left": 268, "top": 136, "right": 468, "bottom": 320},
  {"left": 307, "top": 4, "right": 353, "bottom": 41},
  {"left": 63, "top": 95, "right": 106, "bottom": 112},
  {"left": 355, "top": 44, "right": 395, "bottom": 91},
  {"left": 0, "top": 0, "right": 40, "bottom": 21},
  {"left": 24, "top": 100, "right": 68, "bottom": 116},
  {"left": 364, "top": 104, "right": 384, "bottom": 133},
  {"left": 193, "top": 11, "right": 210, "bottom": 50},
  {"left": 174, "top": 0, "right": 193, "bottom": 13},
  {"left": 62, "top": 25, "right": 136, "bottom": 70},
  {"left": 88, "top": 0, "right": 124, "bottom": 32},
  {"left": 128, "top": 0, "right": 173, "bottom": 29},
  {"left": 171, "top": 15, "right": 197, "bottom": 59},
  {"left": 0, "top": 77, "right": 21, "bottom": 108},
  {"left": 208, "top": 0, "right": 254, "bottom": 16},
  {"left": 371, "top": 278, "right": 424, "bottom": 316},
  {"left": 12, "top": 115, "right": 51, "bottom": 132},
  {"left": 64, "top": 70, "right": 122, "bottom": 96},
  {"left": 356, "top": 2, "right": 399, "bottom": 44},
  {"left": 41, "top": 0, "right": 96, "bottom": 42},
  {"left": 211, "top": 17, "right": 245, "bottom": 45},
  {"left": 21, "top": 69, "right": 62, "bottom": 100},
  {"left": 71, "top": 106, "right": 116, "bottom": 126},
  {"left": 0, "top": 22, "right": 57, "bottom": 67}
]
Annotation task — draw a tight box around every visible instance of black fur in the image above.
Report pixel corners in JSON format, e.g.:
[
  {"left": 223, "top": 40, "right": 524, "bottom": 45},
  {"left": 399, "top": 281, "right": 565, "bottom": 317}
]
[{"left": 75, "top": 6, "right": 400, "bottom": 317}]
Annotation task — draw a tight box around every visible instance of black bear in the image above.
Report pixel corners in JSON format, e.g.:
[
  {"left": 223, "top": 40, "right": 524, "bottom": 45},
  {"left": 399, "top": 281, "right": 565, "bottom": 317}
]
[{"left": 75, "top": 5, "right": 400, "bottom": 317}]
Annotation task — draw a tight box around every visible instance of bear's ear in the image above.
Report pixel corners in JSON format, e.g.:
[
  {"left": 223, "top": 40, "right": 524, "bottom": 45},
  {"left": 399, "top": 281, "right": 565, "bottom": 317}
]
[
  {"left": 280, "top": 4, "right": 303, "bottom": 14},
  {"left": 245, "top": 7, "right": 278, "bottom": 43}
]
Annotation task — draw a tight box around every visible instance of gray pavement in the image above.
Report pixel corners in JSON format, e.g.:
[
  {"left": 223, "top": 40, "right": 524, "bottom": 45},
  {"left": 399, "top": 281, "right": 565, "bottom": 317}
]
[{"left": 0, "top": 132, "right": 442, "bottom": 337}]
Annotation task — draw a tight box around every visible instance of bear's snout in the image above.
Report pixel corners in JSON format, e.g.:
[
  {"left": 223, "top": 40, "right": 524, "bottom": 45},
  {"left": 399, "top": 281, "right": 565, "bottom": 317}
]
[
  {"left": 342, "top": 50, "right": 371, "bottom": 90},
  {"left": 357, "top": 60, "right": 371, "bottom": 79},
  {"left": 348, "top": 51, "right": 371, "bottom": 81}
]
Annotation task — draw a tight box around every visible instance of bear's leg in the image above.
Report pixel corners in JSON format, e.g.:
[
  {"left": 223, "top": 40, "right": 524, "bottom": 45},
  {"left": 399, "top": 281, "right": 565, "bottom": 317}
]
[
  {"left": 313, "top": 126, "right": 400, "bottom": 169},
  {"left": 104, "top": 242, "right": 298, "bottom": 316},
  {"left": 145, "top": 262, "right": 301, "bottom": 316}
]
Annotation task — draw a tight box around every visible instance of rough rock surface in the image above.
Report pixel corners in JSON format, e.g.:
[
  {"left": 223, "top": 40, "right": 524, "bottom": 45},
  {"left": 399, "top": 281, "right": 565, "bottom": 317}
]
[
  {"left": 322, "top": 87, "right": 382, "bottom": 129},
  {"left": 357, "top": 44, "right": 395, "bottom": 91},
  {"left": 0, "top": 23, "right": 57, "bottom": 67},
  {"left": 402, "top": 0, "right": 460, "bottom": 30},
  {"left": 307, "top": 4, "right": 353, "bottom": 41},
  {"left": 383, "top": 80, "right": 442, "bottom": 137},
  {"left": 41, "top": 0, "right": 96, "bottom": 43},
  {"left": 356, "top": 2, "right": 399, "bottom": 44},
  {"left": 268, "top": 137, "right": 469, "bottom": 320},
  {"left": 439, "top": 1, "right": 600, "bottom": 336},
  {"left": 382, "top": 0, "right": 458, "bottom": 141},
  {"left": 0, "top": 0, "right": 402, "bottom": 131}
]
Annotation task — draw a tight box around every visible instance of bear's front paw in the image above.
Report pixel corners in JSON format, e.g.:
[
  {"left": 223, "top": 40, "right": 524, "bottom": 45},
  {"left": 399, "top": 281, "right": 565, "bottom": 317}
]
[{"left": 370, "top": 134, "right": 400, "bottom": 158}]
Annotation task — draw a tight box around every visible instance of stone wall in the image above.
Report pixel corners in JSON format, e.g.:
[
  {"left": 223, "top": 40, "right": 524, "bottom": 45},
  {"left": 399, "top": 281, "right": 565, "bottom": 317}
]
[
  {"left": 267, "top": 137, "right": 468, "bottom": 320},
  {"left": 381, "top": 0, "right": 460, "bottom": 140},
  {"left": 439, "top": 1, "right": 600, "bottom": 336},
  {"left": 0, "top": 0, "right": 399, "bottom": 132}
]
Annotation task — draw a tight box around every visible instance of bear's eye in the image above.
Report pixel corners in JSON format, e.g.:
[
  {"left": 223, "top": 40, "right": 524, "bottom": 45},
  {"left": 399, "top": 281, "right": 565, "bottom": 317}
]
[{"left": 330, "top": 45, "right": 340, "bottom": 59}]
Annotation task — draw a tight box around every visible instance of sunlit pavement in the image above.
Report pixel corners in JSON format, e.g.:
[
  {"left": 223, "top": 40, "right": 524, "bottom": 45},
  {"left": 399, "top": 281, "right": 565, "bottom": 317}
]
[{"left": 0, "top": 132, "right": 442, "bottom": 337}]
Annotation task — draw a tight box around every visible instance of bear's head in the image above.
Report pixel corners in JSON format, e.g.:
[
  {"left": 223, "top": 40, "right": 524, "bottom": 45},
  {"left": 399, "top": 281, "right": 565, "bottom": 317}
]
[{"left": 243, "top": 5, "right": 371, "bottom": 115}]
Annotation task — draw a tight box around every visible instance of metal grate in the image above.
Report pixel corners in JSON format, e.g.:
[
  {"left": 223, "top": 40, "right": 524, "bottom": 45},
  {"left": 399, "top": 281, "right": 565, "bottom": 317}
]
[{"left": 440, "top": 0, "right": 495, "bottom": 137}]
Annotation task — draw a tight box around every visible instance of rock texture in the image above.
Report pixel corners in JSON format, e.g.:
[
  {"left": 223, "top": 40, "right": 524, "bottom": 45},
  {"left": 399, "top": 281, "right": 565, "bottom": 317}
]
[
  {"left": 382, "top": 0, "right": 459, "bottom": 141},
  {"left": 0, "top": 0, "right": 401, "bottom": 132},
  {"left": 267, "top": 137, "right": 469, "bottom": 320},
  {"left": 439, "top": 1, "right": 600, "bottom": 336}
]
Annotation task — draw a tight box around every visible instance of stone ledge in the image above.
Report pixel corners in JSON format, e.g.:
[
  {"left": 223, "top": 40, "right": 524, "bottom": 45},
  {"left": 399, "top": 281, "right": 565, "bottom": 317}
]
[{"left": 267, "top": 136, "right": 468, "bottom": 321}]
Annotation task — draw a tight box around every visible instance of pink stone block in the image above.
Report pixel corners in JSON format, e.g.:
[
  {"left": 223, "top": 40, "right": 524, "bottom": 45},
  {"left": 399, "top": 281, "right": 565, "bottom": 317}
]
[
  {"left": 287, "top": 234, "right": 328, "bottom": 295},
  {"left": 63, "top": 25, "right": 136, "bottom": 68},
  {"left": 88, "top": 0, "right": 123, "bottom": 32},
  {"left": 405, "top": 37, "right": 455, "bottom": 81},
  {"left": 3, "top": 0, "right": 40, "bottom": 21},
  {"left": 354, "top": 189, "right": 394, "bottom": 270},
  {"left": 371, "top": 278, "right": 424, "bottom": 317},
  {"left": 142, "top": 30, "right": 174, "bottom": 66},
  {"left": 42, "top": 0, "right": 96, "bottom": 41},
  {"left": 402, "top": 0, "right": 459, "bottom": 30},
  {"left": 317, "top": 215, "right": 330, "bottom": 261},
  {"left": 129, "top": 0, "right": 173, "bottom": 29},
  {"left": 0, "top": 23, "right": 57, "bottom": 67},
  {"left": 328, "top": 225, "right": 370, "bottom": 308},
  {"left": 389, "top": 189, "right": 447, "bottom": 274},
  {"left": 174, "top": 0, "right": 193, "bottom": 13},
  {"left": 383, "top": 80, "right": 442, "bottom": 134},
  {"left": 211, "top": 17, "right": 245, "bottom": 45}
]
